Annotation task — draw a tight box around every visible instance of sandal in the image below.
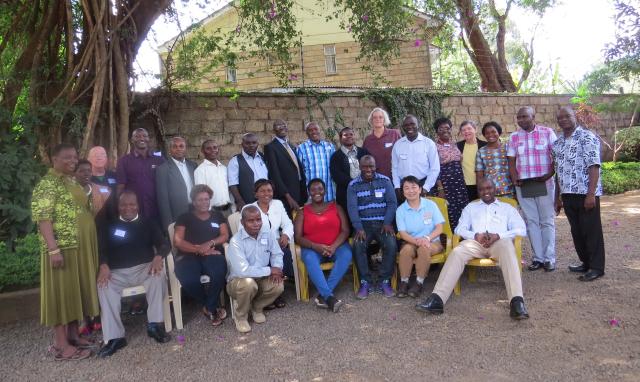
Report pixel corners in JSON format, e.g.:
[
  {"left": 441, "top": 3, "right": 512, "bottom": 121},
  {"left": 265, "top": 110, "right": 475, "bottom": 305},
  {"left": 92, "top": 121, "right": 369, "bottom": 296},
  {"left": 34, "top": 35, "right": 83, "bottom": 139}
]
[
  {"left": 274, "top": 296, "right": 286, "bottom": 309},
  {"left": 69, "top": 338, "right": 98, "bottom": 350},
  {"left": 216, "top": 308, "right": 227, "bottom": 321},
  {"left": 54, "top": 347, "right": 92, "bottom": 361}
]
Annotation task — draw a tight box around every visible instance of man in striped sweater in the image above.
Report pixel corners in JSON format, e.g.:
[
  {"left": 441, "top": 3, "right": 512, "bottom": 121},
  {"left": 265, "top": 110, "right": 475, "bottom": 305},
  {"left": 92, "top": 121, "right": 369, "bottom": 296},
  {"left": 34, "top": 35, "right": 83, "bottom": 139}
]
[{"left": 347, "top": 155, "right": 398, "bottom": 299}]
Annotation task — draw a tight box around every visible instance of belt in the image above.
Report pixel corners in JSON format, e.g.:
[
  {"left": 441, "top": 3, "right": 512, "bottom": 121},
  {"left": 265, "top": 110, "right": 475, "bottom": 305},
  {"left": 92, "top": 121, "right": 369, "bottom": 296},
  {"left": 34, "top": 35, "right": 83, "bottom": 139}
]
[{"left": 213, "top": 203, "right": 231, "bottom": 211}]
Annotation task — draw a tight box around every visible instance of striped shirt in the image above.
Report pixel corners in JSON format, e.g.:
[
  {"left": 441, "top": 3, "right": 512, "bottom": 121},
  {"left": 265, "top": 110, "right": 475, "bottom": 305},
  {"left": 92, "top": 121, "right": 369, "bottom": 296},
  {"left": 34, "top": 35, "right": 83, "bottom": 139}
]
[
  {"left": 346, "top": 173, "right": 397, "bottom": 231},
  {"left": 507, "top": 125, "right": 557, "bottom": 186},
  {"left": 297, "top": 139, "right": 336, "bottom": 201}
]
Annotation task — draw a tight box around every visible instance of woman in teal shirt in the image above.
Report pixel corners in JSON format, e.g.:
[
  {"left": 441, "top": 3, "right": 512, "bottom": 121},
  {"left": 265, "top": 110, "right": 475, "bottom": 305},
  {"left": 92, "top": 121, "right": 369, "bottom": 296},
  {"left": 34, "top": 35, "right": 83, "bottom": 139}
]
[{"left": 395, "top": 176, "right": 445, "bottom": 298}]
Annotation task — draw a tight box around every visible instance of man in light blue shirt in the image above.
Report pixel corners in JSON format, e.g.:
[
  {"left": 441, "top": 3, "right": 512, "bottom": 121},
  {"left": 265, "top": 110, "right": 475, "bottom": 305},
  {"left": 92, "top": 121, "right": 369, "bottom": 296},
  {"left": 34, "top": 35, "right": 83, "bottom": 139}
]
[
  {"left": 226, "top": 206, "right": 284, "bottom": 333},
  {"left": 416, "top": 178, "right": 529, "bottom": 320},
  {"left": 297, "top": 122, "right": 336, "bottom": 201},
  {"left": 391, "top": 115, "right": 440, "bottom": 195}
]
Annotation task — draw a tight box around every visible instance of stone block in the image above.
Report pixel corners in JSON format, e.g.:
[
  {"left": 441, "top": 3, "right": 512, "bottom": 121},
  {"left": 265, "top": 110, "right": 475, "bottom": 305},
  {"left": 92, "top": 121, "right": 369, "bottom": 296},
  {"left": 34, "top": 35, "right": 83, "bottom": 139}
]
[
  {"left": 216, "top": 97, "right": 238, "bottom": 108},
  {"left": 246, "top": 108, "right": 268, "bottom": 120},
  {"left": 481, "top": 105, "right": 493, "bottom": 115},
  {"left": 205, "top": 110, "right": 225, "bottom": 121},
  {"left": 237, "top": 97, "right": 257, "bottom": 108},
  {"left": 269, "top": 109, "right": 289, "bottom": 120},
  {"left": 246, "top": 120, "right": 266, "bottom": 132},
  {"left": 224, "top": 120, "right": 245, "bottom": 133},
  {"left": 341, "top": 108, "right": 357, "bottom": 118},
  {"left": 296, "top": 97, "right": 310, "bottom": 108},
  {"left": 461, "top": 97, "right": 476, "bottom": 106},
  {"left": 257, "top": 97, "right": 276, "bottom": 108},
  {"left": 496, "top": 97, "right": 508, "bottom": 106},
  {"left": 201, "top": 121, "right": 223, "bottom": 133},
  {"left": 331, "top": 97, "right": 349, "bottom": 108},
  {"left": 220, "top": 144, "right": 239, "bottom": 160},
  {"left": 275, "top": 97, "right": 295, "bottom": 108},
  {"left": 347, "top": 97, "right": 363, "bottom": 107}
]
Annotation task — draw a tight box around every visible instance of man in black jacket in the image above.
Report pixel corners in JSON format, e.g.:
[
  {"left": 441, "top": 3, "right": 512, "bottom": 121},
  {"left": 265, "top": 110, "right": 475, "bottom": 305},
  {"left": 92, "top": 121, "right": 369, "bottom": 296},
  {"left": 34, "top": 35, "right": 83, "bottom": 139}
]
[
  {"left": 330, "top": 127, "right": 369, "bottom": 213},
  {"left": 96, "top": 191, "right": 171, "bottom": 358},
  {"left": 264, "top": 119, "right": 307, "bottom": 215}
]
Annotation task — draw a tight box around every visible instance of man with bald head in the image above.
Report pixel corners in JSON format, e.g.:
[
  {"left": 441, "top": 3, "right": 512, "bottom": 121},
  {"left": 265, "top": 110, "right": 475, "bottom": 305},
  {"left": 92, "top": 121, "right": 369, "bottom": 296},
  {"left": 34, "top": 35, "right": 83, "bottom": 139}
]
[
  {"left": 264, "top": 119, "right": 307, "bottom": 214},
  {"left": 552, "top": 107, "right": 605, "bottom": 282},
  {"left": 226, "top": 205, "right": 284, "bottom": 333},
  {"left": 156, "top": 136, "right": 197, "bottom": 231},
  {"left": 416, "top": 178, "right": 529, "bottom": 320},
  {"left": 228, "top": 133, "right": 269, "bottom": 211},
  {"left": 507, "top": 106, "right": 558, "bottom": 272},
  {"left": 297, "top": 122, "right": 336, "bottom": 202},
  {"left": 116, "top": 128, "right": 165, "bottom": 220}
]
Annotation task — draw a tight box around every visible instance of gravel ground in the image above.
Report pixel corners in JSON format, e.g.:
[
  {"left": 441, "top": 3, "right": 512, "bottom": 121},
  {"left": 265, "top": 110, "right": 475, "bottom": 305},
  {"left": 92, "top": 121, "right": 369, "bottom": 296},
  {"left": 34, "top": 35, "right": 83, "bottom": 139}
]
[{"left": 1, "top": 192, "right": 639, "bottom": 382}]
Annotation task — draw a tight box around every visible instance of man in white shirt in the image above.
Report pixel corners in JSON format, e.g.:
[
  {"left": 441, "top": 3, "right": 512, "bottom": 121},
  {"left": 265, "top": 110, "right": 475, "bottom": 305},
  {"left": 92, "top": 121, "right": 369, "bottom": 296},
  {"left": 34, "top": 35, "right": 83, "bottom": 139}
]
[
  {"left": 416, "top": 178, "right": 529, "bottom": 320},
  {"left": 155, "top": 136, "right": 197, "bottom": 232},
  {"left": 391, "top": 115, "right": 440, "bottom": 197},
  {"left": 228, "top": 133, "right": 269, "bottom": 211},
  {"left": 226, "top": 205, "right": 284, "bottom": 333},
  {"left": 194, "top": 140, "right": 233, "bottom": 217}
]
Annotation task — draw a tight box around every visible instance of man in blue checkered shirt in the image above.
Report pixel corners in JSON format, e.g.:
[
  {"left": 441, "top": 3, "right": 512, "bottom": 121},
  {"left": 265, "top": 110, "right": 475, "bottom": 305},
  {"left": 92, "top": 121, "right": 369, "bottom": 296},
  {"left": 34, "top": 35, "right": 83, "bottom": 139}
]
[
  {"left": 347, "top": 155, "right": 398, "bottom": 299},
  {"left": 297, "top": 122, "right": 336, "bottom": 202}
]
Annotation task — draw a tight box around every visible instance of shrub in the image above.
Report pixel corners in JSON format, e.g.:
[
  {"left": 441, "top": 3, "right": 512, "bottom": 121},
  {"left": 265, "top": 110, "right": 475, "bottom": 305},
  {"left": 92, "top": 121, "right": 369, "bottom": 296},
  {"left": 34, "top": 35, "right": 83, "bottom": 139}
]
[
  {"left": 0, "top": 233, "right": 40, "bottom": 292},
  {"left": 616, "top": 126, "right": 640, "bottom": 161},
  {"left": 601, "top": 161, "right": 640, "bottom": 194}
]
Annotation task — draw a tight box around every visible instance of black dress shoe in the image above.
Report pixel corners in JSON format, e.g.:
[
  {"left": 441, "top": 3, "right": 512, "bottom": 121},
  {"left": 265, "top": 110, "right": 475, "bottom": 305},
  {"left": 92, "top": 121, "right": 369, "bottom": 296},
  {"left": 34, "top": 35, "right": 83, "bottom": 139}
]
[
  {"left": 415, "top": 293, "right": 444, "bottom": 314},
  {"left": 543, "top": 261, "right": 555, "bottom": 272},
  {"left": 568, "top": 263, "right": 589, "bottom": 273},
  {"left": 147, "top": 323, "right": 171, "bottom": 343},
  {"left": 578, "top": 270, "right": 604, "bottom": 282},
  {"left": 528, "top": 261, "right": 544, "bottom": 271},
  {"left": 97, "top": 338, "right": 127, "bottom": 358},
  {"left": 509, "top": 297, "right": 529, "bottom": 320}
]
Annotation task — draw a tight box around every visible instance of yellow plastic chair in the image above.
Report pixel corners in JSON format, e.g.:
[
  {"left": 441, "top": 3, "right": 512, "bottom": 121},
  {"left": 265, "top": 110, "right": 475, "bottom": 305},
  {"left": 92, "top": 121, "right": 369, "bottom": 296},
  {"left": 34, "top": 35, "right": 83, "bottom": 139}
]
[
  {"left": 390, "top": 196, "right": 453, "bottom": 290},
  {"left": 452, "top": 196, "right": 523, "bottom": 296}
]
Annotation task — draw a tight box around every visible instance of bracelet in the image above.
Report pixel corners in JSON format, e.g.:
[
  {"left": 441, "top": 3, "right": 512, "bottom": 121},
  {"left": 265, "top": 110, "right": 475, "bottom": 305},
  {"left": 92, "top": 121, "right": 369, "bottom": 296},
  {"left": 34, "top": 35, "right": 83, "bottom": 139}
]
[{"left": 48, "top": 248, "right": 61, "bottom": 256}]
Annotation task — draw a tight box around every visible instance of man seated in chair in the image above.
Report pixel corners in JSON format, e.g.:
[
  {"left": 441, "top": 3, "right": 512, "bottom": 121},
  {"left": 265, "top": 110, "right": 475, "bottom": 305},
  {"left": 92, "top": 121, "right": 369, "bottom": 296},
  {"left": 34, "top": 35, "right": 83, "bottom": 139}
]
[
  {"left": 347, "top": 155, "right": 398, "bottom": 299},
  {"left": 96, "top": 191, "right": 171, "bottom": 358},
  {"left": 226, "top": 205, "right": 284, "bottom": 333},
  {"left": 416, "top": 178, "right": 530, "bottom": 320}
]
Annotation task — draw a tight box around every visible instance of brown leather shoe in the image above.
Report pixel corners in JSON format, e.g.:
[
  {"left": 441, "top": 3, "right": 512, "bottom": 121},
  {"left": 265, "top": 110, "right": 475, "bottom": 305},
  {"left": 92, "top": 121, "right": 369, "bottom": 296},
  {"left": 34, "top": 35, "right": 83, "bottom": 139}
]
[
  {"left": 396, "top": 281, "right": 409, "bottom": 298},
  {"left": 407, "top": 282, "right": 423, "bottom": 298}
]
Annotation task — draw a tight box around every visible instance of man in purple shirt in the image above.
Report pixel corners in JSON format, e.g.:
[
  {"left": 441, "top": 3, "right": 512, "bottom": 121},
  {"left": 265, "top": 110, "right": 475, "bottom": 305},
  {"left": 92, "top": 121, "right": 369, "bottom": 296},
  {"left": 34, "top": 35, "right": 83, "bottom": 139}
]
[{"left": 116, "top": 128, "right": 165, "bottom": 220}]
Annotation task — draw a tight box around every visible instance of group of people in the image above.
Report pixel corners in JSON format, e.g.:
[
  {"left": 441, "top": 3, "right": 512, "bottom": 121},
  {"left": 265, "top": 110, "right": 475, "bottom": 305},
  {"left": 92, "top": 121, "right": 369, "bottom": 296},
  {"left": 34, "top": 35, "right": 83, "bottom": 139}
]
[{"left": 32, "top": 104, "right": 606, "bottom": 360}]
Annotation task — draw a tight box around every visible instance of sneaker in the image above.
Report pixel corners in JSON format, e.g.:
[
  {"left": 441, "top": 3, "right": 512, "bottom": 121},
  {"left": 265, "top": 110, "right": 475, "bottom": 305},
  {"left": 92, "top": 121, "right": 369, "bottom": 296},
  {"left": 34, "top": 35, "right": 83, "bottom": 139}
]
[
  {"left": 407, "top": 282, "right": 423, "bottom": 298},
  {"left": 234, "top": 319, "right": 251, "bottom": 333},
  {"left": 314, "top": 295, "right": 328, "bottom": 309},
  {"left": 380, "top": 280, "right": 395, "bottom": 298},
  {"left": 356, "top": 281, "right": 370, "bottom": 299},
  {"left": 326, "top": 296, "right": 344, "bottom": 313},
  {"left": 396, "top": 281, "right": 409, "bottom": 298}
]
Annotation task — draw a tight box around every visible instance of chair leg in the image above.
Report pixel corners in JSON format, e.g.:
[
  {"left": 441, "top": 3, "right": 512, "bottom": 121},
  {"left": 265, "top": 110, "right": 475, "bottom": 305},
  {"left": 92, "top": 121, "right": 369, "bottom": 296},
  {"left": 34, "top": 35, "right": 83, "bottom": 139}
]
[
  {"left": 390, "top": 264, "right": 398, "bottom": 291},
  {"left": 169, "top": 276, "right": 183, "bottom": 330},
  {"left": 352, "top": 264, "right": 360, "bottom": 294},
  {"left": 291, "top": 243, "right": 302, "bottom": 301},
  {"left": 454, "top": 280, "right": 461, "bottom": 296},
  {"left": 163, "top": 293, "right": 172, "bottom": 332},
  {"left": 468, "top": 267, "right": 477, "bottom": 283},
  {"left": 298, "top": 258, "right": 309, "bottom": 302}
]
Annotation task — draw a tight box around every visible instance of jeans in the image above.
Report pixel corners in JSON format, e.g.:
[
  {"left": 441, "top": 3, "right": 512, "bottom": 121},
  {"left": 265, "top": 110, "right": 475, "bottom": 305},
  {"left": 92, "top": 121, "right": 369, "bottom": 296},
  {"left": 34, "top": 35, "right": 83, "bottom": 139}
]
[
  {"left": 301, "top": 242, "right": 352, "bottom": 299},
  {"left": 175, "top": 254, "right": 227, "bottom": 313},
  {"left": 352, "top": 222, "right": 397, "bottom": 283},
  {"left": 515, "top": 182, "right": 556, "bottom": 264}
]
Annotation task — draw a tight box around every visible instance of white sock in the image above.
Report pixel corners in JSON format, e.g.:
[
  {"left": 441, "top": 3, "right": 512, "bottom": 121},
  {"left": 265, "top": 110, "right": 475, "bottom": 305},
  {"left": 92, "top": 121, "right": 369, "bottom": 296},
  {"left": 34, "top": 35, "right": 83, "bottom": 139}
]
[
  {"left": 401, "top": 277, "right": 409, "bottom": 283},
  {"left": 416, "top": 277, "right": 425, "bottom": 284}
]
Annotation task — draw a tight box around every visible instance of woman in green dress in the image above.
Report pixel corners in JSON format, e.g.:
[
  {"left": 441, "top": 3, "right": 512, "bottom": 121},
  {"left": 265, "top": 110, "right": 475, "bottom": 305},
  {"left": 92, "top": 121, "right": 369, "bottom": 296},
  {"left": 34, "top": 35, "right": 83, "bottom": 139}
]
[{"left": 32, "top": 143, "right": 100, "bottom": 360}]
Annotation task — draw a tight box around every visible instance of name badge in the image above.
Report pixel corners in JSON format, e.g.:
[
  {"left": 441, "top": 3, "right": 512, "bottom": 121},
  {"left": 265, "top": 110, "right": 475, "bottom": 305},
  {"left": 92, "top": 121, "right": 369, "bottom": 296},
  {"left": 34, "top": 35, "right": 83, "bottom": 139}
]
[
  {"left": 99, "top": 187, "right": 110, "bottom": 193},
  {"left": 384, "top": 142, "right": 393, "bottom": 148},
  {"left": 114, "top": 229, "right": 126, "bottom": 238},
  {"left": 260, "top": 238, "right": 268, "bottom": 245},
  {"left": 107, "top": 178, "right": 116, "bottom": 184},
  {"left": 399, "top": 154, "right": 408, "bottom": 160},
  {"left": 210, "top": 222, "right": 219, "bottom": 229},
  {"left": 374, "top": 191, "right": 383, "bottom": 198},
  {"left": 153, "top": 151, "right": 162, "bottom": 157},
  {"left": 535, "top": 144, "right": 546, "bottom": 150},
  {"left": 423, "top": 212, "right": 432, "bottom": 226},
  {"left": 151, "top": 165, "right": 157, "bottom": 169}
]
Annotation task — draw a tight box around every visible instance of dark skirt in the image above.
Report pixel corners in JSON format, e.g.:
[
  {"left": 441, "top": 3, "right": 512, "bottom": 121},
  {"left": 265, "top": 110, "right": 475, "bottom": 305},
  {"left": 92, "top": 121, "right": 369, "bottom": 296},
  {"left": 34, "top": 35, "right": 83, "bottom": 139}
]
[{"left": 439, "top": 161, "right": 470, "bottom": 230}]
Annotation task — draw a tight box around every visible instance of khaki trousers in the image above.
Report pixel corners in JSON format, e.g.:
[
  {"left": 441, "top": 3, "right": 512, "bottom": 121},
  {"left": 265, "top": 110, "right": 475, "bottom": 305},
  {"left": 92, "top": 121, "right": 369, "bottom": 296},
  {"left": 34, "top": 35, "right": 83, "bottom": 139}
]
[
  {"left": 226, "top": 277, "right": 284, "bottom": 321},
  {"left": 398, "top": 242, "right": 443, "bottom": 279},
  {"left": 433, "top": 239, "right": 523, "bottom": 303}
]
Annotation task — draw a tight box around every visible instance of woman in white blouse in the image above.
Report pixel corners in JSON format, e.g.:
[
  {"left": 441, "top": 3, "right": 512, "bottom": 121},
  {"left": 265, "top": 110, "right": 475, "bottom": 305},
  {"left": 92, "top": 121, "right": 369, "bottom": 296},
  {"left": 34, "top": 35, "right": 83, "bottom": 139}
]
[{"left": 250, "top": 179, "right": 294, "bottom": 309}]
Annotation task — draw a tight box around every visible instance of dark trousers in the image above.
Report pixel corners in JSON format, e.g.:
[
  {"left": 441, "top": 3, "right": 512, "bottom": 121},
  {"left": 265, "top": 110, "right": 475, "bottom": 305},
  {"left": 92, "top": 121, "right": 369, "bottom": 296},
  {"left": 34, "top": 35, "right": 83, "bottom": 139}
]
[
  {"left": 562, "top": 194, "right": 605, "bottom": 272},
  {"left": 175, "top": 254, "right": 227, "bottom": 312},
  {"left": 352, "top": 222, "right": 397, "bottom": 283},
  {"left": 282, "top": 245, "right": 294, "bottom": 279}
]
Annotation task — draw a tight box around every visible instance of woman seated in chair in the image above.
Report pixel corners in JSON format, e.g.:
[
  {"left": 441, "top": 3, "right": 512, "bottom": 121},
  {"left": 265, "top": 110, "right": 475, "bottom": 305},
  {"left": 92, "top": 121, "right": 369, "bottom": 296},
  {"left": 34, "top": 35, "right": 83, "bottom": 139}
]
[
  {"left": 395, "top": 176, "right": 445, "bottom": 299},
  {"left": 250, "top": 179, "right": 295, "bottom": 309},
  {"left": 173, "top": 184, "right": 229, "bottom": 327},
  {"left": 294, "top": 178, "right": 352, "bottom": 312}
]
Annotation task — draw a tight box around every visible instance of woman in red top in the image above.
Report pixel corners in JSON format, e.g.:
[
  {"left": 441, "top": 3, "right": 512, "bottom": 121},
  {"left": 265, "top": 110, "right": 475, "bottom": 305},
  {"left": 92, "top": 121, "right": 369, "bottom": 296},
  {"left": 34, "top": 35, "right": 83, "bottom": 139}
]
[{"left": 294, "top": 178, "right": 352, "bottom": 312}]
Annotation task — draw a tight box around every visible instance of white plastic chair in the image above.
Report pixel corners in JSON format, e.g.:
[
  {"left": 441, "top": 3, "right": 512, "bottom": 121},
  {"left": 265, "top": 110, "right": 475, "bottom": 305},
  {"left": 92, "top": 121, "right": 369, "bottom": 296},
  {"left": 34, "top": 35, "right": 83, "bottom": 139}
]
[{"left": 121, "top": 275, "right": 173, "bottom": 332}]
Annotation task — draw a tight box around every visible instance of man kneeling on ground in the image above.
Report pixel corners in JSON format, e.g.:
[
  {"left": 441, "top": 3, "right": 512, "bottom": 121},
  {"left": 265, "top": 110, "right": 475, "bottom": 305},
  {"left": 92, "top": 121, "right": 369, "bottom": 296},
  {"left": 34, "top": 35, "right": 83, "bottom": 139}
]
[
  {"left": 416, "top": 178, "right": 530, "bottom": 320},
  {"left": 226, "top": 205, "right": 284, "bottom": 333},
  {"left": 96, "top": 191, "right": 171, "bottom": 358}
]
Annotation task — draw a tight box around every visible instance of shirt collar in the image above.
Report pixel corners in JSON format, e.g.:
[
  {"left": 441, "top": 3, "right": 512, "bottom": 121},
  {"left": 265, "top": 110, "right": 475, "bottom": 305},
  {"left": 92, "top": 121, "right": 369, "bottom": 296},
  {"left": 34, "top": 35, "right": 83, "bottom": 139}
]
[
  {"left": 307, "top": 139, "right": 324, "bottom": 146},
  {"left": 119, "top": 214, "right": 139, "bottom": 222},
  {"left": 238, "top": 225, "right": 260, "bottom": 241},
  {"left": 340, "top": 145, "right": 357, "bottom": 155},
  {"left": 275, "top": 136, "right": 288, "bottom": 145},
  {"left": 242, "top": 151, "right": 260, "bottom": 160},
  {"left": 203, "top": 158, "right": 221, "bottom": 166},
  {"left": 172, "top": 157, "right": 185, "bottom": 166},
  {"left": 405, "top": 133, "right": 425, "bottom": 142}
]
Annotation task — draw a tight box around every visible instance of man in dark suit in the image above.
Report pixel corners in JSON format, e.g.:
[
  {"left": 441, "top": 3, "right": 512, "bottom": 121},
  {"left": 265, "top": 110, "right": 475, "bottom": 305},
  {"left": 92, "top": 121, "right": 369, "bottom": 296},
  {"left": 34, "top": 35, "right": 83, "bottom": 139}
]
[
  {"left": 155, "top": 136, "right": 197, "bottom": 232},
  {"left": 330, "top": 127, "right": 369, "bottom": 213},
  {"left": 264, "top": 120, "right": 307, "bottom": 214}
]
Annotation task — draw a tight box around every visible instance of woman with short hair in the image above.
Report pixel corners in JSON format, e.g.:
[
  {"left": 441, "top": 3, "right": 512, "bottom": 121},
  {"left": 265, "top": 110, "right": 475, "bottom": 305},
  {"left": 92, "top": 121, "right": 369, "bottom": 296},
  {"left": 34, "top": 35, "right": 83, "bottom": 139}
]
[{"left": 456, "top": 120, "right": 487, "bottom": 201}]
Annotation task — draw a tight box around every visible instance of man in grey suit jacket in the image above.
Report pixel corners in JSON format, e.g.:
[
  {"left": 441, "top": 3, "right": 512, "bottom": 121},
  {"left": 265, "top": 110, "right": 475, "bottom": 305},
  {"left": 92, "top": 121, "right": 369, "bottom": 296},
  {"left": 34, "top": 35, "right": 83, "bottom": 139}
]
[{"left": 156, "top": 136, "right": 197, "bottom": 232}]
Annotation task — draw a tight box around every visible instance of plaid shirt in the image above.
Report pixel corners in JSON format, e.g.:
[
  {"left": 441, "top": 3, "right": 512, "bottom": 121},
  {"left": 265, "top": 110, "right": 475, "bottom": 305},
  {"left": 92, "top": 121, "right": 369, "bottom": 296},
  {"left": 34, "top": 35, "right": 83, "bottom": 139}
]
[
  {"left": 297, "top": 139, "right": 336, "bottom": 201},
  {"left": 507, "top": 125, "right": 557, "bottom": 186},
  {"left": 552, "top": 126, "right": 602, "bottom": 196}
]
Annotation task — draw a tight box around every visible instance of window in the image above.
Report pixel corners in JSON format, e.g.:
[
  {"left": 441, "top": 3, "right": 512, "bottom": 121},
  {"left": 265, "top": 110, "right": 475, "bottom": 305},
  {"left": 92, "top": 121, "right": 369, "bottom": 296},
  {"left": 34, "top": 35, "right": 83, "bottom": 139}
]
[
  {"left": 324, "top": 45, "right": 337, "bottom": 74},
  {"left": 226, "top": 67, "right": 237, "bottom": 83}
]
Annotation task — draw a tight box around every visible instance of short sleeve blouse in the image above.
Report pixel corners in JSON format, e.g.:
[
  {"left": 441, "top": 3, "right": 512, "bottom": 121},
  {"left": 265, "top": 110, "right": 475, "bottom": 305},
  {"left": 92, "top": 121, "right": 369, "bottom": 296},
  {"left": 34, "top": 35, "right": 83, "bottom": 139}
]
[
  {"left": 175, "top": 211, "right": 228, "bottom": 256},
  {"left": 302, "top": 202, "right": 341, "bottom": 245}
]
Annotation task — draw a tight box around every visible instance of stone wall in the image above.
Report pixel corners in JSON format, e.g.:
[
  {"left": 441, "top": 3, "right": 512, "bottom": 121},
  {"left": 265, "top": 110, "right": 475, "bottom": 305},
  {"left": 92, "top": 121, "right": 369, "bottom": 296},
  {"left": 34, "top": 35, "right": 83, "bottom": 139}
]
[{"left": 131, "top": 93, "right": 635, "bottom": 162}]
